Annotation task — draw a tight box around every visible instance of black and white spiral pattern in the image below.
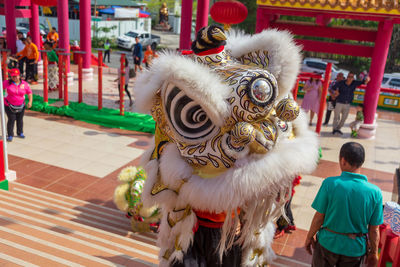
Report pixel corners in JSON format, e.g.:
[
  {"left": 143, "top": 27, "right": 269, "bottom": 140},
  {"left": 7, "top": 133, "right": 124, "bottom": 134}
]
[{"left": 164, "top": 84, "right": 216, "bottom": 140}]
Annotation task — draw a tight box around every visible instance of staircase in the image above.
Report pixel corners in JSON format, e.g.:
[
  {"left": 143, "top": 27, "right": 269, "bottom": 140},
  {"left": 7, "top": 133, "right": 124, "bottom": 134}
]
[
  {"left": 0, "top": 182, "right": 309, "bottom": 267},
  {"left": 0, "top": 182, "right": 159, "bottom": 266}
]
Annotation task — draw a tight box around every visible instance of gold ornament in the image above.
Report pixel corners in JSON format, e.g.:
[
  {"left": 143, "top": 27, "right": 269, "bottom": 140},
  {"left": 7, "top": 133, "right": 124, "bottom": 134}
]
[
  {"left": 275, "top": 98, "right": 300, "bottom": 122},
  {"left": 230, "top": 122, "right": 256, "bottom": 149}
]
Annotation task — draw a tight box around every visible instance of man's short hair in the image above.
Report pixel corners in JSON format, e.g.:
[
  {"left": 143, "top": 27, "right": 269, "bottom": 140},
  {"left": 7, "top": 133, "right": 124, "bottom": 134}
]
[{"left": 339, "top": 142, "right": 365, "bottom": 168}]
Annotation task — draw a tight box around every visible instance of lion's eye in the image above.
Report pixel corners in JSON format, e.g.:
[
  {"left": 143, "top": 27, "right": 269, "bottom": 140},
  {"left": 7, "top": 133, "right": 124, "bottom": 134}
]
[
  {"left": 248, "top": 77, "right": 276, "bottom": 107},
  {"left": 164, "top": 84, "right": 217, "bottom": 141}
]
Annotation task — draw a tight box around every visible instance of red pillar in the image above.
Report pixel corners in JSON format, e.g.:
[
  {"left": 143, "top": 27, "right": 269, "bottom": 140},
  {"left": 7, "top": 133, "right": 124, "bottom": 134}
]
[
  {"left": 119, "top": 54, "right": 126, "bottom": 116},
  {"left": 4, "top": 0, "right": 17, "bottom": 54},
  {"left": 42, "top": 52, "right": 48, "bottom": 103},
  {"left": 80, "top": 0, "right": 92, "bottom": 69},
  {"left": 195, "top": 0, "right": 209, "bottom": 33},
  {"left": 63, "top": 54, "right": 69, "bottom": 106},
  {"left": 98, "top": 51, "right": 103, "bottom": 110},
  {"left": 58, "top": 0, "right": 70, "bottom": 72},
  {"left": 316, "top": 63, "right": 332, "bottom": 134},
  {"left": 179, "top": 0, "right": 193, "bottom": 50},
  {"left": 256, "top": 7, "right": 270, "bottom": 33},
  {"left": 58, "top": 54, "right": 64, "bottom": 99},
  {"left": 78, "top": 54, "right": 83, "bottom": 103},
  {"left": 0, "top": 140, "right": 5, "bottom": 181},
  {"left": 30, "top": 3, "right": 41, "bottom": 60},
  {"left": 363, "top": 20, "right": 394, "bottom": 125}
]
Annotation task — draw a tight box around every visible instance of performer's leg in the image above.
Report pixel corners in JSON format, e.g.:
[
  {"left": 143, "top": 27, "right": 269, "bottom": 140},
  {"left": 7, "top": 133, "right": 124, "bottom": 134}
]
[{"left": 337, "top": 104, "right": 350, "bottom": 131}]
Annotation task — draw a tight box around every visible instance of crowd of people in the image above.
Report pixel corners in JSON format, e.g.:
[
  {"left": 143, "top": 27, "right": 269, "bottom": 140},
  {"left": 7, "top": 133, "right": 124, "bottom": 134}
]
[
  {"left": 1, "top": 28, "right": 60, "bottom": 142},
  {"left": 301, "top": 71, "right": 370, "bottom": 137}
]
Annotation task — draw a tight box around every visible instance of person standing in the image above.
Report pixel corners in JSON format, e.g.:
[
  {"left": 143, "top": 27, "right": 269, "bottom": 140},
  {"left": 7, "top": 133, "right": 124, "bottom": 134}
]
[
  {"left": 47, "top": 27, "right": 59, "bottom": 47},
  {"left": 143, "top": 44, "right": 158, "bottom": 68},
  {"left": 332, "top": 72, "right": 370, "bottom": 135},
  {"left": 305, "top": 142, "right": 382, "bottom": 267},
  {"left": 132, "top": 37, "right": 143, "bottom": 73},
  {"left": 103, "top": 40, "right": 111, "bottom": 63},
  {"left": 16, "top": 36, "right": 39, "bottom": 85},
  {"left": 323, "top": 72, "right": 344, "bottom": 126},
  {"left": 16, "top": 32, "right": 26, "bottom": 77},
  {"left": 43, "top": 41, "right": 59, "bottom": 91},
  {"left": 3, "top": 69, "right": 33, "bottom": 142},
  {"left": 301, "top": 76, "right": 323, "bottom": 126}
]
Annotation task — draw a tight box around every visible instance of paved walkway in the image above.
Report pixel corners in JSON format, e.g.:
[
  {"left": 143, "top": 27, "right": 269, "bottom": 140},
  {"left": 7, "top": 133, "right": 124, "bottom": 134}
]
[{"left": 1, "top": 82, "right": 399, "bottom": 266}]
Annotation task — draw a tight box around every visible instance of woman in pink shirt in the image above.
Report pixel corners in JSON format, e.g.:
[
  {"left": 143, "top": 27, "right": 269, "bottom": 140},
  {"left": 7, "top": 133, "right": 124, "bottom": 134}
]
[{"left": 3, "top": 68, "right": 33, "bottom": 142}]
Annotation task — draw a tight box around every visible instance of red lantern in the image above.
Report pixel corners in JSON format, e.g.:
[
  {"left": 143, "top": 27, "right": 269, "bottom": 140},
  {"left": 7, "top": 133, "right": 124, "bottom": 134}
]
[
  {"left": 210, "top": 0, "right": 248, "bottom": 26},
  {"left": 31, "top": 0, "right": 57, "bottom": 7}
]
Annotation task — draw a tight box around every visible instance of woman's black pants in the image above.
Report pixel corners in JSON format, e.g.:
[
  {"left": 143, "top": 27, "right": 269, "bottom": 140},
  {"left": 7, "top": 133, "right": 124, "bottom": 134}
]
[{"left": 5, "top": 105, "right": 25, "bottom": 137}]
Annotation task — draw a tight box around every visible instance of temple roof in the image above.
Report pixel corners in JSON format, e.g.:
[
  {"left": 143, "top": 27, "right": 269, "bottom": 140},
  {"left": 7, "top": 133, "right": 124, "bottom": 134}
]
[{"left": 257, "top": 0, "right": 400, "bottom": 16}]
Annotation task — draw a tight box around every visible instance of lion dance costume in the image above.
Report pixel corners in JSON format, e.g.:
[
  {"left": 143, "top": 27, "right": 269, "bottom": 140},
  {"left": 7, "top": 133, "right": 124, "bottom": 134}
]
[{"left": 126, "top": 26, "right": 319, "bottom": 266}]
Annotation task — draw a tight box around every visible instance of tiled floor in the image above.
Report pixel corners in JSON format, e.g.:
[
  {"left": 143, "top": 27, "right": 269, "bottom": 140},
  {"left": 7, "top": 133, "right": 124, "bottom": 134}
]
[{"left": 2, "top": 96, "right": 399, "bottom": 265}]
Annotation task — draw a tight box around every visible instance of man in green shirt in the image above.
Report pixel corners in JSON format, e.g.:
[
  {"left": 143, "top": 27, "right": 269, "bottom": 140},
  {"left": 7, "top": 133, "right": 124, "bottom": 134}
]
[{"left": 305, "top": 142, "right": 383, "bottom": 267}]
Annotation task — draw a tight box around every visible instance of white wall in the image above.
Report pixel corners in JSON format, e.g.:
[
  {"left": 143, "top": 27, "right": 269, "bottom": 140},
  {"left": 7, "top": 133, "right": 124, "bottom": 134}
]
[{"left": 0, "top": 15, "right": 151, "bottom": 42}]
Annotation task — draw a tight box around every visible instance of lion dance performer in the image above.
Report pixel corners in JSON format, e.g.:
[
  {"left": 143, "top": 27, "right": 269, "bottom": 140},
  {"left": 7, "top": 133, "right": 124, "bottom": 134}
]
[{"left": 133, "top": 25, "right": 319, "bottom": 266}]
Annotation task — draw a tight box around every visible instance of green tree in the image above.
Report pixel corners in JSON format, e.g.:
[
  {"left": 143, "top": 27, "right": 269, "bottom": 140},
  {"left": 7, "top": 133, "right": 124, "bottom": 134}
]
[
  {"left": 236, "top": 0, "right": 257, "bottom": 33},
  {"left": 387, "top": 24, "right": 400, "bottom": 72}
]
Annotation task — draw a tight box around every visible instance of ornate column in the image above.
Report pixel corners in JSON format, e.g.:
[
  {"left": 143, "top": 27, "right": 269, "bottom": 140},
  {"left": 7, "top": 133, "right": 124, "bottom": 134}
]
[
  {"left": 30, "top": 3, "right": 42, "bottom": 73},
  {"left": 179, "top": 0, "right": 193, "bottom": 50},
  {"left": 255, "top": 7, "right": 270, "bottom": 33},
  {"left": 195, "top": 0, "right": 209, "bottom": 33},
  {"left": 4, "top": 0, "right": 17, "bottom": 53},
  {"left": 359, "top": 20, "right": 394, "bottom": 139},
  {"left": 80, "top": 0, "right": 93, "bottom": 80},
  {"left": 29, "top": 3, "right": 40, "bottom": 53},
  {"left": 57, "top": 0, "right": 73, "bottom": 84}
]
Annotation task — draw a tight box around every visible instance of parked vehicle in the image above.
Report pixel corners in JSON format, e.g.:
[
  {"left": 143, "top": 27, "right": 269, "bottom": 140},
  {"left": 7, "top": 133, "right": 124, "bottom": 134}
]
[
  {"left": 301, "top": 57, "right": 350, "bottom": 80},
  {"left": 381, "top": 73, "right": 400, "bottom": 89},
  {"left": 117, "top": 31, "right": 161, "bottom": 51},
  {"left": 2, "top": 26, "right": 29, "bottom": 37}
]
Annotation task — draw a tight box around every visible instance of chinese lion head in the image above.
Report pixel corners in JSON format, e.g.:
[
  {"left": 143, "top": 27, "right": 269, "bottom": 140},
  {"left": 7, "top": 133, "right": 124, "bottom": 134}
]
[{"left": 134, "top": 26, "right": 319, "bottom": 266}]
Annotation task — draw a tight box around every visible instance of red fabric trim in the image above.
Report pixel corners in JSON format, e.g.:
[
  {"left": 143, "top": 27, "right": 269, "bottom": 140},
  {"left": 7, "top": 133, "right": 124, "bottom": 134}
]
[
  {"left": 194, "top": 209, "right": 226, "bottom": 223},
  {"left": 181, "top": 50, "right": 194, "bottom": 55},
  {"left": 193, "top": 221, "right": 199, "bottom": 233},
  {"left": 198, "top": 219, "right": 224, "bottom": 228},
  {"left": 196, "top": 46, "right": 225, "bottom": 56}
]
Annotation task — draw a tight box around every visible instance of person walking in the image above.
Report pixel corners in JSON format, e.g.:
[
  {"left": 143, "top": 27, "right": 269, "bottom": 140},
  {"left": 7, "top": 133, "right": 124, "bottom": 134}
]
[
  {"left": 305, "top": 142, "right": 382, "bottom": 267},
  {"left": 332, "top": 72, "right": 370, "bottom": 135},
  {"left": 114, "top": 58, "right": 133, "bottom": 107},
  {"left": 132, "top": 37, "right": 143, "bottom": 73},
  {"left": 103, "top": 40, "right": 111, "bottom": 63},
  {"left": 43, "top": 41, "right": 59, "bottom": 91},
  {"left": 323, "top": 72, "right": 344, "bottom": 126},
  {"left": 3, "top": 69, "right": 33, "bottom": 142},
  {"left": 301, "top": 76, "right": 323, "bottom": 126},
  {"left": 16, "top": 36, "right": 39, "bottom": 85}
]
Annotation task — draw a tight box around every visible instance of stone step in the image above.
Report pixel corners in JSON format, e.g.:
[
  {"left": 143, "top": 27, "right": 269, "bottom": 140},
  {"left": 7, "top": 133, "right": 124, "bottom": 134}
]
[{"left": 0, "top": 182, "right": 159, "bottom": 266}]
